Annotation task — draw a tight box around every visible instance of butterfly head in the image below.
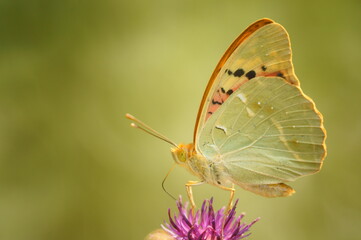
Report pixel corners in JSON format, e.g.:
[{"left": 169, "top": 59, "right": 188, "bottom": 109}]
[{"left": 171, "top": 143, "right": 194, "bottom": 165}]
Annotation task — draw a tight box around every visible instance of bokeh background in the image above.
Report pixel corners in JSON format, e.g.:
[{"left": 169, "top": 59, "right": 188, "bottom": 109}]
[{"left": 1, "top": 0, "right": 360, "bottom": 239}]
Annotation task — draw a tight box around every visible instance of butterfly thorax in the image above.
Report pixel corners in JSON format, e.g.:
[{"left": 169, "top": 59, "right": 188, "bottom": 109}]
[
  {"left": 171, "top": 143, "right": 206, "bottom": 178},
  {"left": 171, "top": 143, "right": 230, "bottom": 186}
]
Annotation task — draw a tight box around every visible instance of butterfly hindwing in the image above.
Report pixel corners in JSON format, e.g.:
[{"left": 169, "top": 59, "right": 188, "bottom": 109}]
[{"left": 197, "top": 77, "right": 325, "bottom": 185}]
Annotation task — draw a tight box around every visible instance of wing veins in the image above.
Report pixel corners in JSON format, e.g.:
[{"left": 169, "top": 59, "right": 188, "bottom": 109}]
[
  {"left": 217, "top": 80, "right": 288, "bottom": 149},
  {"left": 230, "top": 80, "right": 287, "bottom": 133},
  {"left": 278, "top": 93, "right": 303, "bottom": 103},
  {"left": 226, "top": 163, "right": 290, "bottom": 182},
  {"left": 263, "top": 134, "right": 324, "bottom": 137},
  {"left": 277, "top": 118, "right": 320, "bottom": 123},
  {"left": 286, "top": 109, "right": 311, "bottom": 114},
  {"left": 255, "top": 101, "right": 311, "bottom": 127},
  {"left": 250, "top": 145, "right": 317, "bottom": 154},
  {"left": 279, "top": 125, "right": 322, "bottom": 128},
  {"left": 293, "top": 141, "right": 324, "bottom": 145},
  {"left": 221, "top": 124, "right": 272, "bottom": 155}
]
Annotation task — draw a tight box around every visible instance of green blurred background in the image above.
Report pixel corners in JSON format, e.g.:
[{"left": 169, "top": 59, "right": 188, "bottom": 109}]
[{"left": 0, "top": 0, "right": 360, "bottom": 239}]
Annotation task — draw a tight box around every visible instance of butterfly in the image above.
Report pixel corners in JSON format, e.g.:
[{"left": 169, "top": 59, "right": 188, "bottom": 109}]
[{"left": 126, "top": 18, "right": 326, "bottom": 209}]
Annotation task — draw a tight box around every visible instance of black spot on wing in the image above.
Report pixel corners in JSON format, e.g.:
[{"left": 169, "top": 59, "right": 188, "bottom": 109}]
[
  {"left": 262, "top": 65, "right": 267, "bottom": 71},
  {"left": 233, "top": 68, "right": 245, "bottom": 77},
  {"left": 226, "top": 69, "right": 233, "bottom": 75},
  {"left": 226, "top": 89, "right": 233, "bottom": 95},
  {"left": 221, "top": 87, "right": 226, "bottom": 93},
  {"left": 212, "top": 99, "right": 222, "bottom": 105},
  {"left": 277, "top": 72, "right": 285, "bottom": 79},
  {"left": 246, "top": 70, "right": 256, "bottom": 80}
]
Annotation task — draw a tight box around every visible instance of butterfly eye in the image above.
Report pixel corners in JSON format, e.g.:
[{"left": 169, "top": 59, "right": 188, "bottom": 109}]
[
  {"left": 178, "top": 151, "right": 187, "bottom": 163},
  {"left": 171, "top": 148, "right": 187, "bottom": 164}
]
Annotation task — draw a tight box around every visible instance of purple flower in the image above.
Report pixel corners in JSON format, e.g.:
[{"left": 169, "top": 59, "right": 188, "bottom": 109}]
[{"left": 162, "top": 197, "right": 259, "bottom": 240}]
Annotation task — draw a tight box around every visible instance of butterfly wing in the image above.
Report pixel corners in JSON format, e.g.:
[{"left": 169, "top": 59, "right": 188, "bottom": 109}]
[
  {"left": 197, "top": 76, "right": 326, "bottom": 185},
  {"left": 194, "top": 19, "right": 299, "bottom": 145},
  {"left": 194, "top": 19, "right": 326, "bottom": 187}
]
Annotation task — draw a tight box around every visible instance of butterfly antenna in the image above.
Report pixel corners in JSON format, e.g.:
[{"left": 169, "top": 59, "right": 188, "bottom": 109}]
[
  {"left": 125, "top": 113, "right": 178, "bottom": 148},
  {"left": 162, "top": 163, "right": 177, "bottom": 200}
]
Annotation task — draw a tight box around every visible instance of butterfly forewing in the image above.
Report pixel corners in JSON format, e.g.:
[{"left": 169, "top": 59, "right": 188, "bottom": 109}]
[
  {"left": 197, "top": 77, "right": 325, "bottom": 184},
  {"left": 194, "top": 20, "right": 299, "bottom": 145}
]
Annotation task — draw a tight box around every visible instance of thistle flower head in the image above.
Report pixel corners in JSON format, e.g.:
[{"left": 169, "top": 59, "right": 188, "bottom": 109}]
[{"left": 161, "top": 197, "right": 259, "bottom": 240}]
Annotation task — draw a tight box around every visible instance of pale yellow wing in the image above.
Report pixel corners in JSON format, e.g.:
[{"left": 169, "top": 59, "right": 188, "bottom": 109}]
[
  {"left": 194, "top": 19, "right": 298, "bottom": 146},
  {"left": 197, "top": 77, "right": 326, "bottom": 184}
]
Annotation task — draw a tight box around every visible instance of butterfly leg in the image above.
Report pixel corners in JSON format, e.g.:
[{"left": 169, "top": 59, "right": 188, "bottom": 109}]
[
  {"left": 185, "top": 180, "right": 204, "bottom": 210},
  {"left": 218, "top": 184, "right": 235, "bottom": 212}
]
